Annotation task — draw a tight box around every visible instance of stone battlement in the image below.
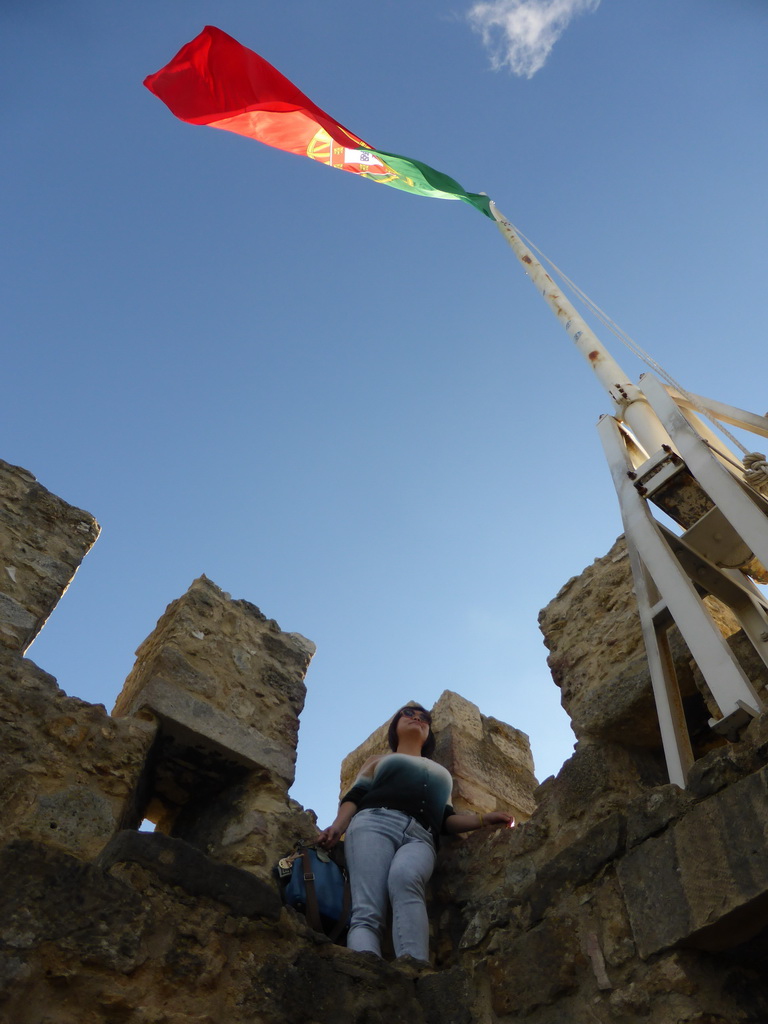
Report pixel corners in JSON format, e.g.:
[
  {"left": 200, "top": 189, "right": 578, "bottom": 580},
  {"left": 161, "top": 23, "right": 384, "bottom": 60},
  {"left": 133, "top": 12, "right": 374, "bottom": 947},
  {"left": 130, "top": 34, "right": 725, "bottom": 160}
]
[{"left": 2, "top": 458, "right": 768, "bottom": 1023}]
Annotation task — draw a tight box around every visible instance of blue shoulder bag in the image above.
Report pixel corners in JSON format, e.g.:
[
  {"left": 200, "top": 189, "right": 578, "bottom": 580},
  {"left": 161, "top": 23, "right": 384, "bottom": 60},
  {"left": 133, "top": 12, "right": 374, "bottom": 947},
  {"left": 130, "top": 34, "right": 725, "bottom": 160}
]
[{"left": 276, "top": 845, "right": 351, "bottom": 941}]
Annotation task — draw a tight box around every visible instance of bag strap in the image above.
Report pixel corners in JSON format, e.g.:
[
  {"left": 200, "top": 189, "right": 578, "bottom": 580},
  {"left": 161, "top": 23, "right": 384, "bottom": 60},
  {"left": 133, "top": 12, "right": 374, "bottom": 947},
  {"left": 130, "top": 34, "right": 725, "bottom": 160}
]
[
  {"left": 327, "top": 871, "right": 352, "bottom": 943},
  {"left": 299, "top": 849, "right": 324, "bottom": 933}
]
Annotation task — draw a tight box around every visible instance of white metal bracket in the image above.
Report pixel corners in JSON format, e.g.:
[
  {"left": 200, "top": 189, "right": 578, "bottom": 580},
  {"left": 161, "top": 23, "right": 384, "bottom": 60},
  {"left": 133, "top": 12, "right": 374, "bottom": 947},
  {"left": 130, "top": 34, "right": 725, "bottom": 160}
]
[{"left": 598, "top": 406, "right": 768, "bottom": 787}]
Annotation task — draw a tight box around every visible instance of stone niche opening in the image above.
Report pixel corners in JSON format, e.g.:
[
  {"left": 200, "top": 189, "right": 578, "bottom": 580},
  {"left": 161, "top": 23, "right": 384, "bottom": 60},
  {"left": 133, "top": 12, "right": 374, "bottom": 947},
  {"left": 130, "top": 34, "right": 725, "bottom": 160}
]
[{"left": 127, "top": 717, "right": 257, "bottom": 847}]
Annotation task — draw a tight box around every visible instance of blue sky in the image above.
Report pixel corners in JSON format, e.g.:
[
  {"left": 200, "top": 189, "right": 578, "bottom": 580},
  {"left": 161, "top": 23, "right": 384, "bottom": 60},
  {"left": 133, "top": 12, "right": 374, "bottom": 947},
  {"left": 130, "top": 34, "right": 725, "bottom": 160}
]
[{"left": 3, "top": 0, "right": 767, "bottom": 828}]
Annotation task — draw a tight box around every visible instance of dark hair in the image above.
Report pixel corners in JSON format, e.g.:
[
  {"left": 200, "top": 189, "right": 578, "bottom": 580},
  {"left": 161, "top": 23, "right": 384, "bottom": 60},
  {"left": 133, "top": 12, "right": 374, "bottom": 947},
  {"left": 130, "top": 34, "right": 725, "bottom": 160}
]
[{"left": 387, "top": 703, "right": 436, "bottom": 758}]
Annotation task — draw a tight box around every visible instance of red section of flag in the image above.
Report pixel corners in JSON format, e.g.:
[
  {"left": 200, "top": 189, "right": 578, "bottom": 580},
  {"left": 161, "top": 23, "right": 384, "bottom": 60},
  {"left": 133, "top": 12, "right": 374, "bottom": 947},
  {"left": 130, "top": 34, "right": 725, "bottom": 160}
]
[{"left": 144, "top": 25, "right": 368, "bottom": 155}]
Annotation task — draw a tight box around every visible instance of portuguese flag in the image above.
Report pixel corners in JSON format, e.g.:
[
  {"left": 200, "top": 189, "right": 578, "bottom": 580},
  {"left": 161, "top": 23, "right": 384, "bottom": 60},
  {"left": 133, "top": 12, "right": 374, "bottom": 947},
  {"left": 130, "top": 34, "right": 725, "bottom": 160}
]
[{"left": 144, "top": 26, "right": 492, "bottom": 218}]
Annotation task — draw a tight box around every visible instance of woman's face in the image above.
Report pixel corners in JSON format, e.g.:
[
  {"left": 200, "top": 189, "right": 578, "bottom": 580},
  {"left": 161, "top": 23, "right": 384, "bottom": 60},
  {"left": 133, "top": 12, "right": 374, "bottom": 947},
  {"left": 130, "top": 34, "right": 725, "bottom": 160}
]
[{"left": 396, "top": 708, "right": 431, "bottom": 747}]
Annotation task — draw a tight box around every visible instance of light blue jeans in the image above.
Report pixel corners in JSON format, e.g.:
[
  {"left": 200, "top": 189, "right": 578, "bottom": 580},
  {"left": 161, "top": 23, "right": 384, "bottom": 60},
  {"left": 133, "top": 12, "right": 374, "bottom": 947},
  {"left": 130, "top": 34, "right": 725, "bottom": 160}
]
[{"left": 344, "top": 807, "right": 437, "bottom": 961}]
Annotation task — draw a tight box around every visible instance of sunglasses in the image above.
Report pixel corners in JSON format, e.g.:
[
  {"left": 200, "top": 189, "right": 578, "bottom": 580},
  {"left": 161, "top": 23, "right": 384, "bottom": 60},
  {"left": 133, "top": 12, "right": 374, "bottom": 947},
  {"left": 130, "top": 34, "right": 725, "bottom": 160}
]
[{"left": 400, "top": 707, "right": 431, "bottom": 724}]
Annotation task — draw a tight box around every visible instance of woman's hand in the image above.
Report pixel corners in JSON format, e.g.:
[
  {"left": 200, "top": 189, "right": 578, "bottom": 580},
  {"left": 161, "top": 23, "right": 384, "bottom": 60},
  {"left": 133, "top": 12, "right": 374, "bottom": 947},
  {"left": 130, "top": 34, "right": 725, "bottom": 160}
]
[
  {"left": 316, "top": 800, "right": 357, "bottom": 849},
  {"left": 484, "top": 811, "right": 515, "bottom": 828},
  {"left": 443, "top": 810, "right": 516, "bottom": 834},
  {"left": 316, "top": 824, "right": 344, "bottom": 849}
]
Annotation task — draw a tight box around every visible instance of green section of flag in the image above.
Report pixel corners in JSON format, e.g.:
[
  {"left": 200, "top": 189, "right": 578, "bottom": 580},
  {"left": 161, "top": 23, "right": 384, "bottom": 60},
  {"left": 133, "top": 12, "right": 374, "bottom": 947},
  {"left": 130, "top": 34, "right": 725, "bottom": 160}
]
[{"left": 368, "top": 150, "right": 493, "bottom": 218}]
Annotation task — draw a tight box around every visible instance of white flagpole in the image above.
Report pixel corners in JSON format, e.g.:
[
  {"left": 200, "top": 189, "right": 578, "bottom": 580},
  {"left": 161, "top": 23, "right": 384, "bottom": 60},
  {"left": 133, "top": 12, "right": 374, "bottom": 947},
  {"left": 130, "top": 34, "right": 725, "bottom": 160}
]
[
  {"left": 490, "top": 204, "right": 670, "bottom": 458},
  {"left": 488, "top": 209, "right": 768, "bottom": 782}
]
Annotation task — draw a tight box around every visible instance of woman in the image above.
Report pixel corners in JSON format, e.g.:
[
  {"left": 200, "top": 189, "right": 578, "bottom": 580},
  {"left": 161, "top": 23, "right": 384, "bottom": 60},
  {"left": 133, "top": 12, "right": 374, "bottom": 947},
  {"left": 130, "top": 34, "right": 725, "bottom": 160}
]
[{"left": 317, "top": 703, "right": 514, "bottom": 963}]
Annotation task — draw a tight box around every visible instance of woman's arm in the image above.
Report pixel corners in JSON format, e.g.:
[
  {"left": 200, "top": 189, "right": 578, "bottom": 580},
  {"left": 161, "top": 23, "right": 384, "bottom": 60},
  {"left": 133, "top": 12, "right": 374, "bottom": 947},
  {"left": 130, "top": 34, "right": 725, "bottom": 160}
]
[
  {"left": 316, "top": 800, "right": 358, "bottom": 849},
  {"left": 443, "top": 810, "right": 515, "bottom": 835},
  {"left": 316, "top": 755, "right": 383, "bottom": 848}
]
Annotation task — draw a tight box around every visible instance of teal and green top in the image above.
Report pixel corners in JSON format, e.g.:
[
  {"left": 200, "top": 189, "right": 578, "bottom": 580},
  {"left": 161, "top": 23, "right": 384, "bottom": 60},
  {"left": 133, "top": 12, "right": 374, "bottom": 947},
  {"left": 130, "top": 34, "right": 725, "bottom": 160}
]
[{"left": 341, "top": 753, "right": 455, "bottom": 840}]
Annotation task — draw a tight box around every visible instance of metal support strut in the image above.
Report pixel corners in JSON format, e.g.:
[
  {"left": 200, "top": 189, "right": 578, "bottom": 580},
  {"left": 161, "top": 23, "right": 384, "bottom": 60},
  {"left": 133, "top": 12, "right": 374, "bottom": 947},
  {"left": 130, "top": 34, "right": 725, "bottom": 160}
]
[{"left": 492, "top": 204, "right": 768, "bottom": 785}]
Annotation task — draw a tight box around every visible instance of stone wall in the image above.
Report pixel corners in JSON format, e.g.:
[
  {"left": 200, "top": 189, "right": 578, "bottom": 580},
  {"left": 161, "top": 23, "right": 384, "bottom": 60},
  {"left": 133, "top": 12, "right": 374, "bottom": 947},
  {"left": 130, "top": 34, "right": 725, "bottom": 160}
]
[
  {"left": 429, "top": 714, "right": 768, "bottom": 1021},
  {"left": 0, "top": 655, "right": 156, "bottom": 861},
  {"left": 0, "top": 460, "right": 152, "bottom": 861},
  {"left": 0, "top": 459, "right": 99, "bottom": 653},
  {"left": 0, "top": 459, "right": 320, "bottom": 893},
  {"left": 4, "top": 460, "right": 768, "bottom": 1023},
  {"left": 1, "top": 832, "right": 468, "bottom": 1024}
]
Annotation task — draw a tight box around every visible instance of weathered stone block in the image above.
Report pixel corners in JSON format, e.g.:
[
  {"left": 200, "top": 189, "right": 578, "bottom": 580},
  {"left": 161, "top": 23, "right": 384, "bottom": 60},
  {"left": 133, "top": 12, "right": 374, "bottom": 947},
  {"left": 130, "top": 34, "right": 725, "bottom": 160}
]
[
  {"left": 114, "top": 575, "right": 314, "bottom": 791},
  {"left": 538, "top": 535, "right": 741, "bottom": 752},
  {"left": 247, "top": 948, "right": 428, "bottom": 1024},
  {"left": 432, "top": 692, "right": 537, "bottom": 821},
  {"left": 685, "top": 745, "right": 747, "bottom": 799},
  {"left": 0, "top": 655, "right": 157, "bottom": 859},
  {"left": 97, "top": 830, "right": 282, "bottom": 920},
  {"left": 168, "top": 775, "right": 320, "bottom": 881},
  {"left": 618, "top": 764, "right": 768, "bottom": 957},
  {"left": 0, "top": 459, "right": 99, "bottom": 652},
  {"left": 0, "top": 840, "right": 146, "bottom": 972},
  {"left": 530, "top": 742, "right": 665, "bottom": 853},
  {"left": 33, "top": 786, "right": 118, "bottom": 849},
  {"left": 487, "top": 915, "right": 583, "bottom": 1015},
  {"left": 416, "top": 965, "right": 474, "bottom": 1024},
  {"left": 538, "top": 537, "right": 654, "bottom": 745},
  {"left": 457, "top": 897, "right": 521, "bottom": 951},
  {"left": 527, "top": 812, "right": 626, "bottom": 922},
  {"left": 624, "top": 783, "right": 695, "bottom": 849},
  {"left": 583, "top": 873, "right": 636, "bottom": 969},
  {"left": 123, "top": 675, "right": 295, "bottom": 782},
  {"left": 431, "top": 819, "right": 531, "bottom": 946}
]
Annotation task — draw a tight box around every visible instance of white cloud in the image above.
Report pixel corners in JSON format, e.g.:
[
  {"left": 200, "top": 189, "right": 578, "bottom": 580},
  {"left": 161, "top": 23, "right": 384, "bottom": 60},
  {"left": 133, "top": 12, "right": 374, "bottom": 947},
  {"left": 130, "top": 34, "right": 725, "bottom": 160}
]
[{"left": 468, "top": 0, "right": 601, "bottom": 78}]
